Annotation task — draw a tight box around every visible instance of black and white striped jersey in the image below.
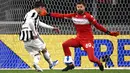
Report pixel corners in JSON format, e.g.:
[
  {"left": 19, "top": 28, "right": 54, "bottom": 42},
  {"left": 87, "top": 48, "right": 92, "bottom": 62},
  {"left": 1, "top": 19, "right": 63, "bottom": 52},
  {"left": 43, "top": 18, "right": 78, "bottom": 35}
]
[
  {"left": 19, "top": 30, "right": 34, "bottom": 41},
  {"left": 19, "top": 9, "right": 39, "bottom": 41},
  {"left": 19, "top": 9, "right": 54, "bottom": 42}
]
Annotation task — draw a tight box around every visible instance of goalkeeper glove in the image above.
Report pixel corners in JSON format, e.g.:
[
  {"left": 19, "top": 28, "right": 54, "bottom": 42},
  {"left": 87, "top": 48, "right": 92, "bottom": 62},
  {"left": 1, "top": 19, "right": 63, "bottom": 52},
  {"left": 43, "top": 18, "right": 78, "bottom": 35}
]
[{"left": 106, "top": 31, "right": 119, "bottom": 37}]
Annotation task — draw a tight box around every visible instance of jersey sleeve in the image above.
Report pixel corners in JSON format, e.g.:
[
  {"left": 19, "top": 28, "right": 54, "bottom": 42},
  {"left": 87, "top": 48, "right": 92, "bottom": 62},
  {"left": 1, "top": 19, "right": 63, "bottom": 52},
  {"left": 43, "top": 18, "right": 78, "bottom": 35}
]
[
  {"left": 50, "top": 12, "right": 75, "bottom": 18},
  {"left": 39, "top": 21, "right": 54, "bottom": 29},
  {"left": 87, "top": 13, "right": 108, "bottom": 33}
]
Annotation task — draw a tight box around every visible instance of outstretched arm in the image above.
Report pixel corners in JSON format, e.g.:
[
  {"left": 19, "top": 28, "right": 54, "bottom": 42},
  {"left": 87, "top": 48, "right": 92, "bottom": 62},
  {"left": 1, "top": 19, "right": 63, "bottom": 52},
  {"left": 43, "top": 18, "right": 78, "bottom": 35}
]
[
  {"left": 39, "top": 21, "right": 60, "bottom": 33},
  {"left": 39, "top": 21, "right": 54, "bottom": 29},
  {"left": 88, "top": 14, "right": 119, "bottom": 36},
  {"left": 89, "top": 15, "right": 107, "bottom": 33},
  {"left": 49, "top": 12, "right": 75, "bottom": 18}
]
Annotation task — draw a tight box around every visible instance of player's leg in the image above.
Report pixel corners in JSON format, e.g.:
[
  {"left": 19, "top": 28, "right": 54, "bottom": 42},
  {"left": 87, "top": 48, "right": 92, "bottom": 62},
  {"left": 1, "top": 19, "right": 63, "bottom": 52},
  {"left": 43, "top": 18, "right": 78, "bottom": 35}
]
[
  {"left": 62, "top": 38, "right": 80, "bottom": 56},
  {"left": 41, "top": 48, "right": 52, "bottom": 66},
  {"left": 32, "top": 52, "right": 43, "bottom": 72},
  {"left": 24, "top": 43, "right": 43, "bottom": 72},
  {"left": 81, "top": 40, "right": 104, "bottom": 71},
  {"left": 37, "top": 37, "right": 58, "bottom": 69},
  {"left": 41, "top": 48, "right": 58, "bottom": 69},
  {"left": 62, "top": 38, "right": 80, "bottom": 71}
]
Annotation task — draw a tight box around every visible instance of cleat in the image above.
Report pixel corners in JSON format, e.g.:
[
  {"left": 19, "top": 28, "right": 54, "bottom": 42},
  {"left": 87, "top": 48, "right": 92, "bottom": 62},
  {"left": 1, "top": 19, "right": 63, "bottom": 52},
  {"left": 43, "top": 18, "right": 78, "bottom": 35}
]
[
  {"left": 33, "top": 64, "right": 43, "bottom": 72},
  {"left": 49, "top": 60, "right": 58, "bottom": 69},
  {"left": 62, "top": 64, "right": 75, "bottom": 71},
  {"left": 99, "top": 63, "right": 104, "bottom": 71}
]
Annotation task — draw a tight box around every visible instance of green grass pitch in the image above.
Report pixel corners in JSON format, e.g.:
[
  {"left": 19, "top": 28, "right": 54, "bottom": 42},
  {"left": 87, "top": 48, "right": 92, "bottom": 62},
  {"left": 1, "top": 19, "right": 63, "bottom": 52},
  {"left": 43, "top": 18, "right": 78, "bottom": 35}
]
[{"left": 0, "top": 70, "right": 130, "bottom": 73}]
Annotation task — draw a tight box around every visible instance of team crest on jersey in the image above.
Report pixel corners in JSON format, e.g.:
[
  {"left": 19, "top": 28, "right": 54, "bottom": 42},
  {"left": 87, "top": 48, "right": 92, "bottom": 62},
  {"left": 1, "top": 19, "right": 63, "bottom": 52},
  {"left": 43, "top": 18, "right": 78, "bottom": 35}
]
[
  {"left": 75, "top": 15, "right": 78, "bottom": 17},
  {"left": 83, "top": 15, "right": 86, "bottom": 18}
]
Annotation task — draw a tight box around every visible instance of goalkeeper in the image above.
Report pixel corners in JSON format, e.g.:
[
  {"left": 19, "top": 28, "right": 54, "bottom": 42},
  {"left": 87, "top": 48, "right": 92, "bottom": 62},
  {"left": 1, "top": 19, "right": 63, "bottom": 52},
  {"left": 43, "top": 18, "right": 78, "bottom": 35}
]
[{"left": 44, "top": 1, "right": 119, "bottom": 71}]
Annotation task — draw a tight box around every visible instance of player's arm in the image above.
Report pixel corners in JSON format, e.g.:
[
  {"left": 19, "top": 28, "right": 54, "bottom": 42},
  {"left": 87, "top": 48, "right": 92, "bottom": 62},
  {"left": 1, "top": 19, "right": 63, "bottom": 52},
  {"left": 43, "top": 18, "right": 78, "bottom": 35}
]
[
  {"left": 88, "top": 14, "right": 119, "bottom": 36},
  {"left": 39, "top": 21, "right": 54, "bottom": 29},
  {"left": 47, "top": 12, "right": 75, "bottom": 18},
  {"left": 39, "top": 21, "right": 60, "bottom": 33}
]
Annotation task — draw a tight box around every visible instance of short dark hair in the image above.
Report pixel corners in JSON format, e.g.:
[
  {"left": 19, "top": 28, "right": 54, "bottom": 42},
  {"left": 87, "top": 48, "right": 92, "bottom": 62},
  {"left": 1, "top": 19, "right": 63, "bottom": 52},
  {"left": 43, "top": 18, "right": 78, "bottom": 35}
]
[
  {"left": 34, "top": 1, "right": 45, "bottom": 8},
  {"left": 76, "top": 1, "right": 85, "bottom": 6}
]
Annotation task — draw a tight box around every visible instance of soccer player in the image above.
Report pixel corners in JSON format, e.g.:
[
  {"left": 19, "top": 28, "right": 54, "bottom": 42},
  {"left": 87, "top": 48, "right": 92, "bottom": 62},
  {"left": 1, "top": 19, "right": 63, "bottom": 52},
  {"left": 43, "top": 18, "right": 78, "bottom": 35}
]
[
  {"left": 19, "top": 1, "right": 59, "bottom": 72},
  {"left": 47, "top": 1, "right": 119, "bottom": 71}
]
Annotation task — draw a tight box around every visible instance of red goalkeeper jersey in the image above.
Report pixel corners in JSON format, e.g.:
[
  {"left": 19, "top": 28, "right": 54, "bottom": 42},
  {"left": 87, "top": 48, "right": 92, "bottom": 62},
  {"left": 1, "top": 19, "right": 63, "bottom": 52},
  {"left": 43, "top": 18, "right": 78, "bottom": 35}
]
[{"left": 50, "top": 12, "right": 107, "bottom": 40}]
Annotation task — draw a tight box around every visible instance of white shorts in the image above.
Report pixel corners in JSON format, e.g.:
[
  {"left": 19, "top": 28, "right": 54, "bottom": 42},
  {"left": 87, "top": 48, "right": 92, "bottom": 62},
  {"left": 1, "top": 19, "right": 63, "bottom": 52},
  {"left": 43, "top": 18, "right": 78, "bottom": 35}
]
[{"left": 24, "top": 37, "right": 46, "bottom": 56}]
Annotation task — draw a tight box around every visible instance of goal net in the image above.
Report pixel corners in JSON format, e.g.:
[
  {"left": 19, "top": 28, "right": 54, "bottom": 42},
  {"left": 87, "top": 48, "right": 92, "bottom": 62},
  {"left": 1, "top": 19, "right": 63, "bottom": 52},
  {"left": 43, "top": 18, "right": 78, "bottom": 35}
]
[
  {"left": 0, "top": 0, "right": 129, "bottom": 34},
  {"left": 0, "top": 0, "right": 130, "bottom": 69}
]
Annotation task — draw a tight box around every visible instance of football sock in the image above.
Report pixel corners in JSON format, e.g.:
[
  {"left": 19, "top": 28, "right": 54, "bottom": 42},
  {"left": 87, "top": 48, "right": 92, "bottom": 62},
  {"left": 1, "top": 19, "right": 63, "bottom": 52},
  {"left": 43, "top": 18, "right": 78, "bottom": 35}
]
[
  {"left": 43, "top": 51, "right": 53, "bottom": 65},
  {"left": 33, "top": 54, "right": 41, "bottom": 65}
]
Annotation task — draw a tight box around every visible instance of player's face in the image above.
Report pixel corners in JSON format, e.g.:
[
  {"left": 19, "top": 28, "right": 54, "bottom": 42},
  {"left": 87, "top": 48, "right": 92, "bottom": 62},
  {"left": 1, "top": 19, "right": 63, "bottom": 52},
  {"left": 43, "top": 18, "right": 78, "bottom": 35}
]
[{"left": 76, "top": 4, "right": 85, "bottom": 14}]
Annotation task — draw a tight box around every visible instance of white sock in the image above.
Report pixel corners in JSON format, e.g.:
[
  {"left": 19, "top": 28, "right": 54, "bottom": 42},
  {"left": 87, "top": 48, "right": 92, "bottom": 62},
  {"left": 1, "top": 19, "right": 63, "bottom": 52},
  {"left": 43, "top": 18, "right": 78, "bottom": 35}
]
[
  {"left": 33, "top": 54, "right": 41, "bottom": 65},
  {"left": 43, "top": 51, "right": 53, "bottom": 66}
]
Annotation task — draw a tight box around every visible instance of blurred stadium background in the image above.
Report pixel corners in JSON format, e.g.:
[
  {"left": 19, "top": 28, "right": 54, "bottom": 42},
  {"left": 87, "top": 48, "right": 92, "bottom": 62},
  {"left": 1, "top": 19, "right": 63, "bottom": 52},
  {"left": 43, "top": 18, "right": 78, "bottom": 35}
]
[{"left": 0, "top": 0, "right": 130, "bottom": 73}]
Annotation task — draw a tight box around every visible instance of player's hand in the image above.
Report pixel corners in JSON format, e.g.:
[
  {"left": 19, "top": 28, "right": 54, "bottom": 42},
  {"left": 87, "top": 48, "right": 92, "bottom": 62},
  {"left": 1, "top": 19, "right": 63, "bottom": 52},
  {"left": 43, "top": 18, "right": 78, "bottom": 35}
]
[
  {"left": 110, "top": 31, "right": 119, "bottom": 37},
  {"left": 33, "top": 36, "right": 38, "bottom": 39},
  {"left": 33, "top": 34, "right": 39, "bottom": 39},
  {"left": 52, "top": 27, "right": 60, "bottom": 33}
]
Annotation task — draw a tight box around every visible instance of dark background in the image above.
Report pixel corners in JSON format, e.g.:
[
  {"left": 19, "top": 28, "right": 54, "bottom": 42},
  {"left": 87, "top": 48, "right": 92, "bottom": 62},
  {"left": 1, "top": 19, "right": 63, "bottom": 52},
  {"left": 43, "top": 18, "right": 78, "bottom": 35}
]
[{"left": 0, "top": 0, "right": 129, "bottom": 34}]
